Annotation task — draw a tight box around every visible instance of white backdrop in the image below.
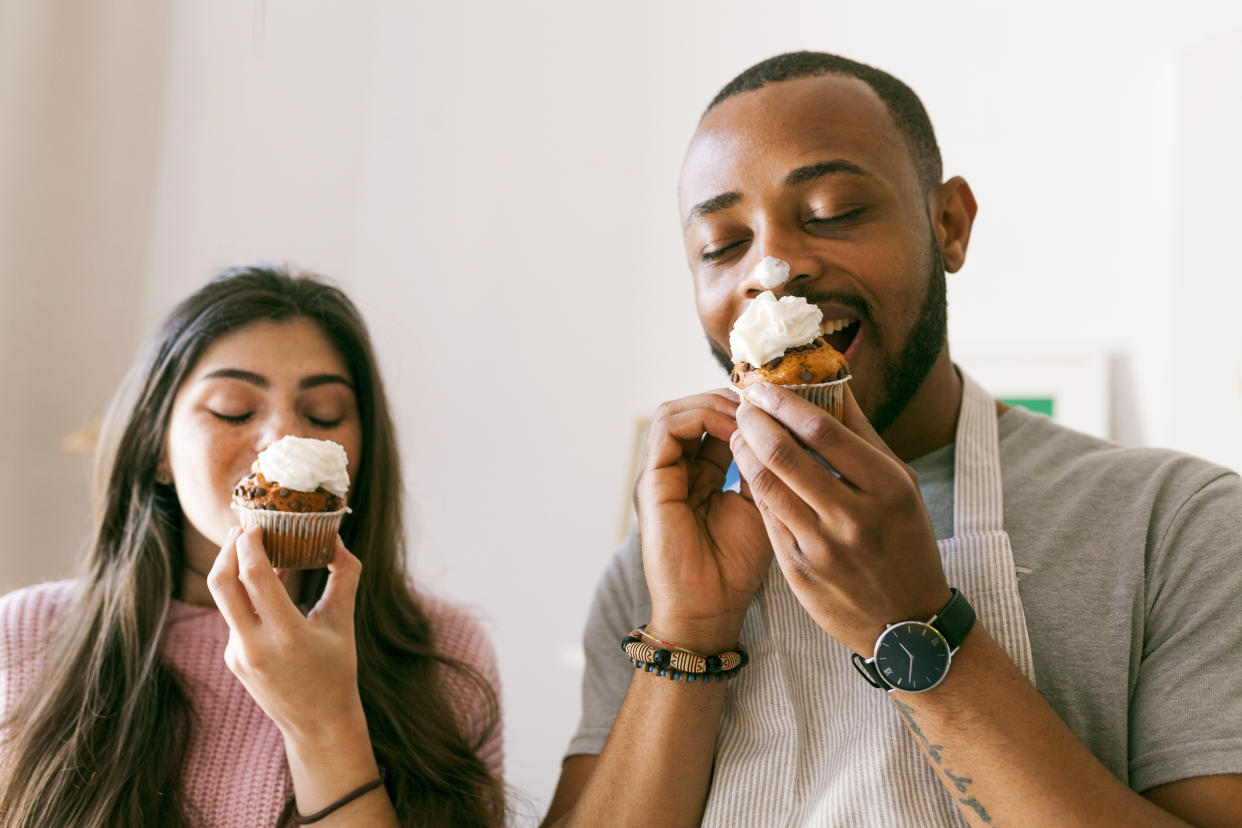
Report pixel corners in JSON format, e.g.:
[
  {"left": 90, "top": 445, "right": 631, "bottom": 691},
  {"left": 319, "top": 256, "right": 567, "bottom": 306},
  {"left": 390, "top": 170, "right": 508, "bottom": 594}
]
[{"left": 3, "top": 1, "right": 1241, "bottom": 821}]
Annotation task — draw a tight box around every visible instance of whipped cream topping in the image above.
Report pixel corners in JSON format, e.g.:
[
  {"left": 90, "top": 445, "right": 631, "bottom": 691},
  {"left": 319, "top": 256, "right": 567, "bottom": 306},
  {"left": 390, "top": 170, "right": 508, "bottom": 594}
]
[
  {"left": 729, "top": 291, "right": 823, "bottom": 368},
  {"left": 754, "top": 256, "right": 791, "bottom": 289},
  {"left": 255, "top": 436, "right": 350, "bottom": 499}
]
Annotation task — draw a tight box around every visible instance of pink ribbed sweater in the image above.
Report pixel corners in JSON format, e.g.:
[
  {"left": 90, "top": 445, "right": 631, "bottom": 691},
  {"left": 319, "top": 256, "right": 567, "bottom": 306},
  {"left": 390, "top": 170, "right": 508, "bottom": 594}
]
[{"left": 0, "top": 580, "right": 503, "bottom": 828}]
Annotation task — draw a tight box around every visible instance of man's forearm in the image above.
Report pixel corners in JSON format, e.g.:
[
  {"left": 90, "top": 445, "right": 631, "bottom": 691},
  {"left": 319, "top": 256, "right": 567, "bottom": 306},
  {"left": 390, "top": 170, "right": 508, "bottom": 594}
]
[
  {"left": 894, "top": 625, "right": 1185, "bottom": 827},
  {"left": 555, "top": 670, "right": 727, "bottom": 828}
]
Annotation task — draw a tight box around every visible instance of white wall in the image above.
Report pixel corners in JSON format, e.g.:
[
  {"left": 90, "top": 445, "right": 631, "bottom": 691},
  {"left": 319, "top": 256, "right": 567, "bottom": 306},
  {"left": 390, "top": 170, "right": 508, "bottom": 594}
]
[
  {"left": 0, "top": 0, "right": 170, "bottom": 594},
  {"left": 4, "top": 1, "right": 1241, "bottom": 822}
]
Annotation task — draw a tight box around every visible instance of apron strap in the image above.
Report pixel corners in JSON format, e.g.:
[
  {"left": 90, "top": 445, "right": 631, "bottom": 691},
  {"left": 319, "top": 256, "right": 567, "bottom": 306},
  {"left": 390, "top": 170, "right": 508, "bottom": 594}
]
[{"left": 953, "top": 369, "right": 1004, "bottom": 535}]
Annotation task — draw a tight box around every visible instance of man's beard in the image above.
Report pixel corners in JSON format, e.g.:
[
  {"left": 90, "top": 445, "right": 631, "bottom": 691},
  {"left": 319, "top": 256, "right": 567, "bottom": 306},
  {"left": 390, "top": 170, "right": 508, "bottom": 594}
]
[{"left": 708, "top": 234, "right": 947, "bottom": 436}]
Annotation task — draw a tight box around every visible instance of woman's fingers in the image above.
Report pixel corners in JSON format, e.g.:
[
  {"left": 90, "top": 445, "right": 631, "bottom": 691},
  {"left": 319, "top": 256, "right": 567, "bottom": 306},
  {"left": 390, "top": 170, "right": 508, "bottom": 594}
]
[
  {"left": 207, "top": 527, "right": 259, "bottom": 632},
  {"left": 308, "top": 537, "right": 362, "bottom": 628},
  {"left": 234, "top": 526, "right": 303, "bottom": 628}
]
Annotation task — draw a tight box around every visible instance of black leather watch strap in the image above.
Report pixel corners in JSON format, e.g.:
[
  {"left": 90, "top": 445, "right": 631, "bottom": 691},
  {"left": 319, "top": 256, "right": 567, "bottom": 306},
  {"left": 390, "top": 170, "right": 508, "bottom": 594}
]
[
  {"left": 851, "top": 652, "right": 887, "bottom": 689},
  {"left": 850, "top": 588, "right": 976, "bottom": 691},
  {"left": 930, "top": 587, "right": 975, "bottom": 650}
]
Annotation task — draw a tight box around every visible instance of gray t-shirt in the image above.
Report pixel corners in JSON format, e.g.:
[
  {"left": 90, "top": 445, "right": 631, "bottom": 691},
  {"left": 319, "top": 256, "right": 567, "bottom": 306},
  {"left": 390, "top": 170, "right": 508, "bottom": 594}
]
[{"left": 567, "top": 405, "right": 1242, "bottom": 793}]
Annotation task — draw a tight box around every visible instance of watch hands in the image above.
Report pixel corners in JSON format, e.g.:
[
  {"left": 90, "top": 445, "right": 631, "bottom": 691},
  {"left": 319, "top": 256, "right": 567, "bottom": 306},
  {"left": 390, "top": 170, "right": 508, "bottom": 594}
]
[{"left": 899, "top": 643, "right": 914, "bottom": 683}]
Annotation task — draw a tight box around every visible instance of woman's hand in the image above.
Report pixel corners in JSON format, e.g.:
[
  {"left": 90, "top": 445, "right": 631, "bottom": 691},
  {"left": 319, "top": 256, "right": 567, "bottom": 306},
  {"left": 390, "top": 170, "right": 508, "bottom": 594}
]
[
  {"left": 207, "top": 526, "right": 366, "bottom": 740},
  {"left": 634, "top": 390, "right": 774, "bottom": 653},
  {"left": 209, "top": 527, "right": 396, "bottom": 822}
]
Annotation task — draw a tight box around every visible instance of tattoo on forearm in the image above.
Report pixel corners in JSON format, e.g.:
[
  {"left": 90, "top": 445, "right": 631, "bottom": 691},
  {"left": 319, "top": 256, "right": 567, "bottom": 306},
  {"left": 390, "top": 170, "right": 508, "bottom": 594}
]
[
  {"left": 959, "top": 797, "right": 995, "bottom": 824},
  {"left": 891, "top": 700, "right": 998, "bottom": 826},
  {"left": 892, "top": 700, "right": 944, "bottom": 763},
  {"left": 944, "top": 769, "right": 971, "bottom": 794}
]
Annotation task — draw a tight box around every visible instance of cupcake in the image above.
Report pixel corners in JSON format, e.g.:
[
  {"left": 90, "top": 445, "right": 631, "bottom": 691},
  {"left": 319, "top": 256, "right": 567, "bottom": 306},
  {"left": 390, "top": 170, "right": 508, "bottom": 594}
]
[
  {"left": 729, "top": 289, "right": 851, "bottom": 421},
  {"left": 231, "top": 435, "right": 350, "bottom": 569}
]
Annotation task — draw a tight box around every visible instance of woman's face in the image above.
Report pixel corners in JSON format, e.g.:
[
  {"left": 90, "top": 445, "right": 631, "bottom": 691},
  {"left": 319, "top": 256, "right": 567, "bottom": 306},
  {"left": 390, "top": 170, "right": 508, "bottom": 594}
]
[{"left": 164, "top": 317, "right": 363, "bottom": 561}]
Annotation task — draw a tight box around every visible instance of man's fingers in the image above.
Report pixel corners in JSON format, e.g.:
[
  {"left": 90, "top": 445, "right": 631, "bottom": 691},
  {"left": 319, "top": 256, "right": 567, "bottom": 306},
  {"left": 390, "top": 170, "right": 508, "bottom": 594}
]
[
  {"left": 309, "top": 537, "right": 362, "bottom": 627},
  {"left": 207, "top": 527, "right": 259, "bottom": 632},
  {"left": 743, "top": 383, "right": 903, "bottom": 493},
  {"left": 696, "top": 432, "right": 735, "bottom": 479},
  {"left": 735, "top": 399, "right": 860, "bottom": 514},
  {"left": 730, "top": 429, "right": 827, "bottom": 530},
  {"left": 644, "top": 408, "right": 738, "bottom": 472},
  {"left": 234, "top": 527, "right": 303, "bottom": 628}
]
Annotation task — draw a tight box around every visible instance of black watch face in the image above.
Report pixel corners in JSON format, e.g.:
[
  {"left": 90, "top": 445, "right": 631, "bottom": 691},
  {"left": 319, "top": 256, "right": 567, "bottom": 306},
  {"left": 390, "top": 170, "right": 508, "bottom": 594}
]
[{"left": 873, "top": 622, "right": 951, "bottom": 692}]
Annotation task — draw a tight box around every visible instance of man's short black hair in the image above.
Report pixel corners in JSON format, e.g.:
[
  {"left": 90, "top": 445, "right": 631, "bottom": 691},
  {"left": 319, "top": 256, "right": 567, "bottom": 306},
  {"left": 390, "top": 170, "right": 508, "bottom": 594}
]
[{"left": 707, "top": 51, "right": 943, "bottom": 193}]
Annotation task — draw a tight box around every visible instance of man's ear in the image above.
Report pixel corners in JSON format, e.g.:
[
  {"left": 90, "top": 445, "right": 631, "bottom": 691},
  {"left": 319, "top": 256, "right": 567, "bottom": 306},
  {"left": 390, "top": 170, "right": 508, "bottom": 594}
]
[{"left": 930, "top": 176, "right": 977, "bottom": 273}]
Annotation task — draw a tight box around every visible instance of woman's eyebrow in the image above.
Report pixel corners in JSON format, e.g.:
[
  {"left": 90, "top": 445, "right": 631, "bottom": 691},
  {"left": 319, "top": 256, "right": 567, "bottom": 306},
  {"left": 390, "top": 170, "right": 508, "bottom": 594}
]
[
  {"left": 200, "top": 368, "right": 267, "bottom": 387},
  {"left": 299, "top": 373, "right": 354, "bottom": 390}
]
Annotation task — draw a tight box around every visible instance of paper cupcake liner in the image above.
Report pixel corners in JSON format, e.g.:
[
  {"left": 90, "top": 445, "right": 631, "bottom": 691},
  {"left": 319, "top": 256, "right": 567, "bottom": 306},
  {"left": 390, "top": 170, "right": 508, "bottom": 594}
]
[
  {"left": 738, "top": 374, "right": 851, "bottom": 422},
  {"left": 232, "top": 505, "right": 348, "bottom": 569}
]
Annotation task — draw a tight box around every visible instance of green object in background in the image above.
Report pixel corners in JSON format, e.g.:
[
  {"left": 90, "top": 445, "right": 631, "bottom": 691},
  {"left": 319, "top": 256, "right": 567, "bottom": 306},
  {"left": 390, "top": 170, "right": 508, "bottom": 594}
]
[{"left": 1001, "top": 397, "right": 1055, "bottom": 417}]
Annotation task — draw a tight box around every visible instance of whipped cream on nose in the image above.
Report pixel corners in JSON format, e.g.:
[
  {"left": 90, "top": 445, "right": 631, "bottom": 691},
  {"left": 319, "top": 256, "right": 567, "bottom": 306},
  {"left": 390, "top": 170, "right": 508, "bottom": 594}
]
[{"left": 754, "top": 256, "right": 791, "bottom": 290}]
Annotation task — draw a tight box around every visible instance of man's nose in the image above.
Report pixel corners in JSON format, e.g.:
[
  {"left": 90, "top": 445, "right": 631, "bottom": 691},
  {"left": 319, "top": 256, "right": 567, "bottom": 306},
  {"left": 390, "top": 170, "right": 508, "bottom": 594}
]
[{"left": 742, "top": 225, "right": 822, "bottom": 297}]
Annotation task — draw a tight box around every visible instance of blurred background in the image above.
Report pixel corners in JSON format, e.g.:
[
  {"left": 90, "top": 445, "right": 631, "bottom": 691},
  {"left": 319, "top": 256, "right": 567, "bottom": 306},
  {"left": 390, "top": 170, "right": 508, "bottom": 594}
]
[{"left": 2, "top": 0, "right": 1240, "bottom": 820}]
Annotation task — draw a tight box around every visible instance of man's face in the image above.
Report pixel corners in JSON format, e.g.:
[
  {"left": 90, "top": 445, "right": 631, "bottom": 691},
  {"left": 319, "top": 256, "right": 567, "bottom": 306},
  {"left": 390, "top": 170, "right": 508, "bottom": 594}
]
[{"left": 679, "top": 74, "right": 948, "bottom": 433}]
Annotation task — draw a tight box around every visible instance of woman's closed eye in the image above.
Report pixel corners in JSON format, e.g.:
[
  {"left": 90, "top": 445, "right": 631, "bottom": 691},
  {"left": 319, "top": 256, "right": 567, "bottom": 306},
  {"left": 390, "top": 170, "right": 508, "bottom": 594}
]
[
  {"left": 207, "top": 410, "right": 343, "bottom": 428},
  {"left": 209, "top": 410, "right": 253, "bottom": 424}
]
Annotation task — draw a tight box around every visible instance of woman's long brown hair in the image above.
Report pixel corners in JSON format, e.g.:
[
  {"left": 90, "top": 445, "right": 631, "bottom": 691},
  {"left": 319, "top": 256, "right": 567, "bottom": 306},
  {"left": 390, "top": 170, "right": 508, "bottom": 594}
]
[{"left": 0, "top": 266, "right": 504, "bottom": 827}]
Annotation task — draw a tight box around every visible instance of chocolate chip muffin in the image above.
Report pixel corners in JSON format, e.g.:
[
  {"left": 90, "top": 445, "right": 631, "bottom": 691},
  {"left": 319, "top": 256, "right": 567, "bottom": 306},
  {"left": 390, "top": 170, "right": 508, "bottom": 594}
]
[
  {"left": 727, "top": 290, "right": 852, "bottom": 421},
  {"left": 232, "top": 468, "right": 345, "bottom": 513},
  {"left": 230, "top": 436, "right": 350, "bottom": 569},
  {"left": 731, "top": 335, "right": 849, "bottom": 389}
]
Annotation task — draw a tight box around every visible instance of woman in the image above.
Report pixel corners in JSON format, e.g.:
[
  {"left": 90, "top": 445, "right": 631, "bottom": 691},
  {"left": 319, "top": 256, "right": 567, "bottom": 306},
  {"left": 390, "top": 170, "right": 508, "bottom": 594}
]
[{"left": 0, "top": 265, "right": 505, "bottom": 827}]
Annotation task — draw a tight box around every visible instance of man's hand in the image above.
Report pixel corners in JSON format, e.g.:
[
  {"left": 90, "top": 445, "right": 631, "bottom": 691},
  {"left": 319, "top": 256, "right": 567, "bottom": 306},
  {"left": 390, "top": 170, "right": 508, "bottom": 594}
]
[
  {"left": 635, "top": 390, "right": 773, "bottom": 652},
  {"left": 730, "top": 382, "right": 950, "bottom": 655}
]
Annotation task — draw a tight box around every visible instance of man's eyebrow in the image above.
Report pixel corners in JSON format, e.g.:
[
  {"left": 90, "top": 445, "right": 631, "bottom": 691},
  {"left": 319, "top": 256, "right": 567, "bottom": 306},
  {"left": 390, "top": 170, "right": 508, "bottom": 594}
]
[
  {"left": 684, "top": 191, "right": 742, "bottom": 229},
  {"left": 784, "top": 159, "right": 871, "bottom": 187},
  {"left": 299, "top": 373, "right": 354, "bottom": 391},
  {"left": 200, "top": 368, "right": 267, "bottom": 387}
]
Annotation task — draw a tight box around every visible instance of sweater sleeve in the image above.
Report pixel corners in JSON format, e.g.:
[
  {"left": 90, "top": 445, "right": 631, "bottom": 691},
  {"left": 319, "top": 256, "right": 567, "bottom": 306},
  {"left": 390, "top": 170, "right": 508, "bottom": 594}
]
[
  {"left": 420, "top": 592, "right": 504, "bottom": 780},
  {"left": 0, "top": 580, "right": 79, "bottom": 722}
]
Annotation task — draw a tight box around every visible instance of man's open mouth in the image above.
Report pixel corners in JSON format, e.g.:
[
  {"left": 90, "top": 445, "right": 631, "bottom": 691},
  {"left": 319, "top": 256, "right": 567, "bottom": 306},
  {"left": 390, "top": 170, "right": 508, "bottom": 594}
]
[{"left": 820, "top": 317, "right": 860, "bottom": 356}]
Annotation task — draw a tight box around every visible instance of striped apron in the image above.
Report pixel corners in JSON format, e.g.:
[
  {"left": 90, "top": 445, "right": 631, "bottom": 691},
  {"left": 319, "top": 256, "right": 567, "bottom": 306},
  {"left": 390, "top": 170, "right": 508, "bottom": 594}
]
[{"left": 702, "top": 370, "right": 1036, "bottom": 826}]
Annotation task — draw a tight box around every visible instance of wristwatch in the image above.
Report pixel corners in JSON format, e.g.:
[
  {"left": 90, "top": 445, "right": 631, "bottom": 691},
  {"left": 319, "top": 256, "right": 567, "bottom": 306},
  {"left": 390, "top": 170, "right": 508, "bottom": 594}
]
[{"left": 851, "top": 588, "right": 975, "bottom": 693}]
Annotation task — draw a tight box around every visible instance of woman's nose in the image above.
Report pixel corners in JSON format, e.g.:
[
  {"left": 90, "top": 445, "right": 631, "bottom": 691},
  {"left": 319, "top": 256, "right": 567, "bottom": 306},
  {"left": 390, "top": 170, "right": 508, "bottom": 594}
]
[{"left": 253, "top": 410, "right": 307, "bottom": 451}]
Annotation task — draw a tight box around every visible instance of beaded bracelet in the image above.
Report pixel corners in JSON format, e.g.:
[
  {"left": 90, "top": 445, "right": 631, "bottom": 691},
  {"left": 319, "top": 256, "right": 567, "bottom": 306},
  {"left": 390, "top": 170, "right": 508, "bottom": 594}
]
[{"left": 620, "top": 626, "right": 749, "bottom": 682}]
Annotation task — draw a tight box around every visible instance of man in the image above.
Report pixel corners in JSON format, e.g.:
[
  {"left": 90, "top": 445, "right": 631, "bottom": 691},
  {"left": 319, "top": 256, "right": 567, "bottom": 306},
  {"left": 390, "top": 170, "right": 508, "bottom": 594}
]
[{"left": 543, "top": 52, "right": 1242, "bottom": 826}]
